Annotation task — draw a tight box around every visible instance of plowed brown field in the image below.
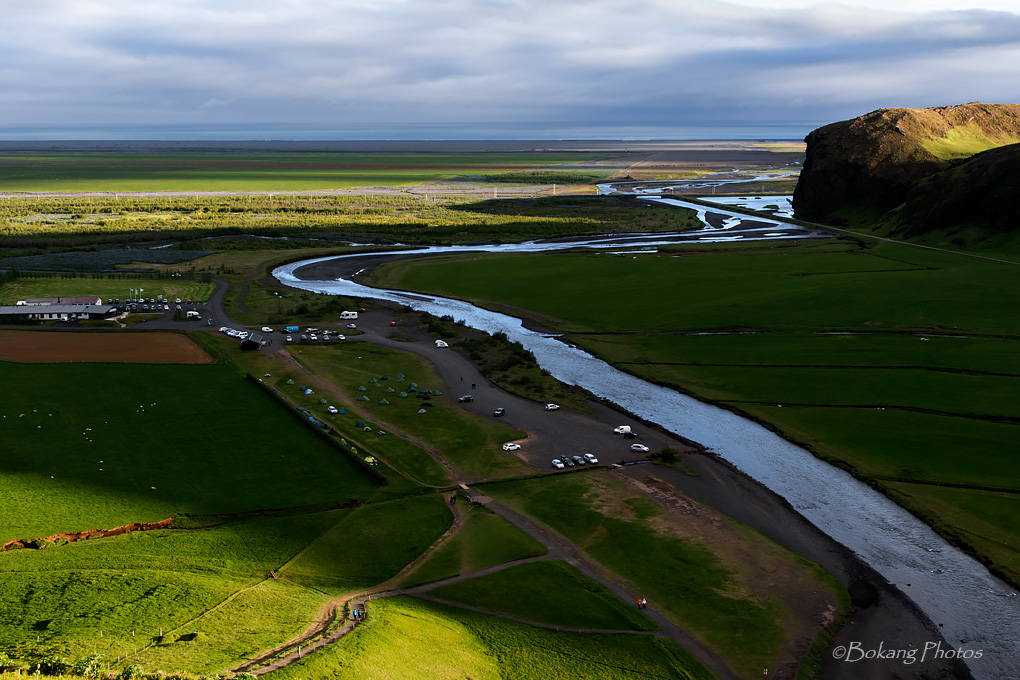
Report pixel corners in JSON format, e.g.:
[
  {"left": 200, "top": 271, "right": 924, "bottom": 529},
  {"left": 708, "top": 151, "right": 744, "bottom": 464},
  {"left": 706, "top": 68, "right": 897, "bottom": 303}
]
[{"left": 0, "top": 330, "right": 214, "bottom": 364}]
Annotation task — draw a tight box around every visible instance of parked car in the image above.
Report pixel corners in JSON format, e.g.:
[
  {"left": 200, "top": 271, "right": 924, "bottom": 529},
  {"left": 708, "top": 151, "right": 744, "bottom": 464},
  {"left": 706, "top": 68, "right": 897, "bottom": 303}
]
[
  {"left": 457, "top": 395, "right": 474, "bottom": 403},
  {"left": 544, "top": 403, "right": 560, "bottom": 411},
  {"left": 562, "top": 456, "right": 575, "bottom": 467},
  {"left": 502, "top": 443, "right": 521, "bottom": 451},
  {"left": 551, "top": 459, "right": 565, "bottom": 469},
  {"left": 583, "top": 453, "right": 599, "bottom": 464},
  {"left": 630, "top": 444, "right": 650, "bottom": 453},
  {"left": 285, "top": 335, "right": 293, "bottom": 342},
  {"left": 572, "top": 455, "right": 586, "bottom": 465},
  {"left": 613, "top": 425, "right": 632, "bottom": 434},
  {"left": 390, "top": 321, "right": 397, "bottom": 326},
  {"left": 261, "top": 327, "right": 274, "bottom": 333},
  {"left": 346, "top": 323, "right": 357, "bottom": 329},
  {"left": 310, "top": 334, "right": 318, "bottom": 341},
  {"left": 493, "top": 407, "right": 506, "bottom": 417},
  {"left": 336, "top": 334, "right": 346, "bottom": 340},
  {"left": 327, "top": 406, "right": 339, "bottom": 414}
]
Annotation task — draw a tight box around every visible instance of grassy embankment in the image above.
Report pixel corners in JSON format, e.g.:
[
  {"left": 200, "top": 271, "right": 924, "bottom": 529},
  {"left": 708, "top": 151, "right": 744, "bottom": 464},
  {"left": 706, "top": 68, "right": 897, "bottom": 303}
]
[
  {"left": 476, "top": 472, "right": 847, "bottom": 679},
  {"left": 268, "top": 596, "right": 714, "bottom": 680},
  {"left": 364, "top": 240, "right": 1020, "bottom": 586},
  {"left": 0, "top": 336, "right": 719, "bottom": 679}
]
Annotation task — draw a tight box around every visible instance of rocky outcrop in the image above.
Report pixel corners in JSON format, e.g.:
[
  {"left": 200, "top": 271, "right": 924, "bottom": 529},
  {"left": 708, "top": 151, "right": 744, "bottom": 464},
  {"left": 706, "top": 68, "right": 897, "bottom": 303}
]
[
  {"left": 885, "top": 142, "right": 1020, "bottom": 241},
  {"left": 793, "top": 103, "right": 1020, "bottom": 224}
]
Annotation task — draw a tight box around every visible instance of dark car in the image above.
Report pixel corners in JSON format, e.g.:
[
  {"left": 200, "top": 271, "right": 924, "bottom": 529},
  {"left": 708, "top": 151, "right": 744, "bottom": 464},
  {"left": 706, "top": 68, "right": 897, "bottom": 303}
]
[
  {"left": 493, "top": 407, "right": 506, "bottom": 417},
  {"left": 572, "top": 455, "right": 586, "bottom": 466},
  {"left": 562, "top": 456, "right": 575, "bottom": 467},
  {"left": 458, "top": 395, "right": 474, "bottom": 403}
]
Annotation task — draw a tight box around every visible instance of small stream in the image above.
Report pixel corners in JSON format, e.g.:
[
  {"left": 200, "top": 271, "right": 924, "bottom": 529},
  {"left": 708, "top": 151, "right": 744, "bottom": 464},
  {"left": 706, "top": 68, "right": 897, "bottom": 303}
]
[{"left": 273, "top": 218, "right": 1019, "bottom": 678}]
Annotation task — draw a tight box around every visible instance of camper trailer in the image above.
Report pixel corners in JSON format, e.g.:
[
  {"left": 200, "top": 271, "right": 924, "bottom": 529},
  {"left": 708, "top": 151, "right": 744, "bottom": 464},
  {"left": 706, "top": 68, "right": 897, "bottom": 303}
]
[{"left": 340, "top": 311, "right": 359, "bottom": 320}]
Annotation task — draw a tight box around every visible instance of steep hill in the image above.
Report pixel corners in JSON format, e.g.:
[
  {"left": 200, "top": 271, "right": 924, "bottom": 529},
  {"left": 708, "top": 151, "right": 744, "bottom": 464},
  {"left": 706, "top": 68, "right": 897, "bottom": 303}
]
[
  {"left": 793, "top": 103, "right": 1020, "bottom": 224},
  {"left": 883, "top": 141, "right": 1020, "bottom": 243}
]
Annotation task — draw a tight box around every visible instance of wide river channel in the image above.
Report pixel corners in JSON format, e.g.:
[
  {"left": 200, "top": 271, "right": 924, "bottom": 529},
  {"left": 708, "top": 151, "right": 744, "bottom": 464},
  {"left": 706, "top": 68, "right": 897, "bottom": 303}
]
[{"left": 274, "top": 202, "right": 1019, "bottom": 679}]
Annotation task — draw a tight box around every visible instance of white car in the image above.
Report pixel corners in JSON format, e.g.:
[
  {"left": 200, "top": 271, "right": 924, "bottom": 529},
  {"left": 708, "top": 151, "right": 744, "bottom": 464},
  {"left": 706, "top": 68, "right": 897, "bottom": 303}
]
[
  {"left": 583, "top": 453, "right": 599, "bottom": 464},
  {"left": 551, "top": 459, "right": 565, "bottom": 469},
  {"left": 630, "top": 444, "right": 650, "bottom": 453},
  {"left": 261, "top": 327, "right": 274, "bottom": 333},
  {"left": 327, "top": 406, "right": 339, "bottom": 414},
  {"left": 502, "top": 443, "right": 521, "bottom": 451},
  {"left": 310, "top": 334, "right": 318, "bottom": 341},
  {"left": 613, "top": 425, "right": 632, "bottom": 434},
  {"left": 285, "top": 335, "right": 293, "bottom": 342},
  {"left": 337, "top": 334, "right": 346, "bottom": 340},
  {"left": 544, "top": 403, "right": 560, "bottom": 411}
]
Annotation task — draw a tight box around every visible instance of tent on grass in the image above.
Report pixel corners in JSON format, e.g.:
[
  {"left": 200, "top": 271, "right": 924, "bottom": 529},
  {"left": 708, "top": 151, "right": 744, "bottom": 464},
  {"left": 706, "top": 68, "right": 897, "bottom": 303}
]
[
  {"left": 357, "top": 395, "right": 370, "bottom": 401},
  {"left": 378, "top": 399, "right": 390, "bottom": 405},
  {"left": 398, "top": 391, "right": 408, "bottom": 397},
  {"left": 357, "top": 385, "right": 367, "bottom": 391}
]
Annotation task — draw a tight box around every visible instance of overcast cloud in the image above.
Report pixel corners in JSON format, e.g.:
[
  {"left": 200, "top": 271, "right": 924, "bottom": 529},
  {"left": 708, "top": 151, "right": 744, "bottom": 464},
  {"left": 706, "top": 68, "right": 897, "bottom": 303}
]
[{"left": 2, "top": 0, "right": 1018, "bottom": 136}]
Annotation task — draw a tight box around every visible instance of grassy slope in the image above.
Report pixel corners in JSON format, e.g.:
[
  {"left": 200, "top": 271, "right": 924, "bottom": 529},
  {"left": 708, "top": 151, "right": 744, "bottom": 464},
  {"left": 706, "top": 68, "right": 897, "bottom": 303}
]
[
  {"left": 427, "top": 559, "right": 659, "bottom": 632},
  {"left": 371, "top": 242, "right": 1020, "bottom": 584},
  {"left": 398, "top": 508, "right": 548, "bottom": 588},
  {"left": 0, "top": 362, "right": 381, "bottom": 541},
  {"left": 478, "top": 473, "right": 840, "bottom": 679},
  {"left": 269, "top": 596, "right": 713, "bottom": 680},
  {"left": 0, "top": 356, "right": 456, "bottom": 673}
]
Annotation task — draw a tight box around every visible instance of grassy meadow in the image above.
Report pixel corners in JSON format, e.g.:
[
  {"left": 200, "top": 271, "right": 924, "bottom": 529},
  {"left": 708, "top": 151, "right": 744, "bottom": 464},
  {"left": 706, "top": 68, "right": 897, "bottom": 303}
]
[
  {"left": 426, "top": 559, "right": 660, "bottom": 632},
  {"left": 398, "top": 506, "right": 548, "bottom": 588},
  {"left": 479, "top": 472, "right": 847, "bottom": 679},
  {"left": 0, "top": 357, "right": 461, "bottom": 672},
  {"left": 268, "top": 596, "right": 714, "bottom": 680},
  {"left": 0, "top": 277, "right": 215, "bottom": 305},
  {"left": 369, "top": 239, "right": 1020, "bottom": 585},
  {"left": 0, "top": 153, "right": 608, "bottom": 192}
]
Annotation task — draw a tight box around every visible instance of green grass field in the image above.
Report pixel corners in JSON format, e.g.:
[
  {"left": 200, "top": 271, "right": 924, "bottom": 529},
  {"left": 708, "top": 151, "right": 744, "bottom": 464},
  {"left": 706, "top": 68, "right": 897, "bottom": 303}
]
[
  {"left": 0, "top": 277, "right": 215, "bottom": 305},
  {"left": 288, "top": 343, "right": 529, "bottom": 480},
  {"left": 0, "top": 153, "right": 605, "bottom": 192},
  {"left": 370, "top": 240, "right": 1020, "bottom": 585},
  {"left": 479, "top": 472, "right": 845, "bottom": 679},
  {"left": 0, "top": 358, "right": 468, "bottom": 673},
  {"left": 399, "top": 507, "right": 548, "bottom": 588},
  {"left": 268, "top": 596, "right": 714, "bottom": 680},
  {"left": 427, "top": 559, "right": 659, "bottom": 631},
  {"left": 0, "top": 362, "right": 383, "bottom": 541}
]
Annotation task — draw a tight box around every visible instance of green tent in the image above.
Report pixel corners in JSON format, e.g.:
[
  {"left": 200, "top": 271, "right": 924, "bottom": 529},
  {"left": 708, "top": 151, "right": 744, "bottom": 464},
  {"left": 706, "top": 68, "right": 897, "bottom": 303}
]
[
  {"left": 383, "top": 387, "right": 395, "bottom": 393},
  {"left": 398, "top": 392, "right": 408, "bottom": 398},
  {"left": 357, "top": 385, "right": 367, "bottom": 391},
  {"left": 357, "top": 395, "right": 370, "bottom": 401},
  {"left": 318, "top": 398, "right": 328, "bottom": 405},
  {"left": 378, "top": 399, "right": 390, "bottom": 405},
  {"left": 286, "top": 379, "right": 295, "bottom": 385}
]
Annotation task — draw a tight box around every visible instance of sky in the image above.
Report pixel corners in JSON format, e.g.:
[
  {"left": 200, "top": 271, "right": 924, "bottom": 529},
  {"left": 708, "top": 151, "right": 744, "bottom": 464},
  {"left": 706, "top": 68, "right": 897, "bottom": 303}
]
[{"left": 2, "top": 0, "right": 1019, "bottom": 138}]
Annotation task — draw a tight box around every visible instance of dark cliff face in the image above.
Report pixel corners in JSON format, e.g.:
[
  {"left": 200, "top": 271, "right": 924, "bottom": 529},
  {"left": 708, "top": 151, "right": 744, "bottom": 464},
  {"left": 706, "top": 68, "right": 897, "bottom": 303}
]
[
  {"left": 886, "top": 143, "right": 1020, "bottom": 240},
  {"left": 793, "top": 103, "right": 1020, "bottom": 225}
]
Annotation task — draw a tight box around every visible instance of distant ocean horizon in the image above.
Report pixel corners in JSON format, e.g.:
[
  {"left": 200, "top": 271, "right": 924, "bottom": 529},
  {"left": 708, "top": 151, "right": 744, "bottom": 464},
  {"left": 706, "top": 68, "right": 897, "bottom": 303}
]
[{"left": 0, "top": 122, "right": 818, "bottom": 142}]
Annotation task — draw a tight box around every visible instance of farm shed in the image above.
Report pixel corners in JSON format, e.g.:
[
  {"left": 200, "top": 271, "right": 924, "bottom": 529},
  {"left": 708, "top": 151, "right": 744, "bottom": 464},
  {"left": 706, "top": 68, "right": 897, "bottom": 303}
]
[{"left": 241, "top": 332, "right": 264, "bottom": 351}]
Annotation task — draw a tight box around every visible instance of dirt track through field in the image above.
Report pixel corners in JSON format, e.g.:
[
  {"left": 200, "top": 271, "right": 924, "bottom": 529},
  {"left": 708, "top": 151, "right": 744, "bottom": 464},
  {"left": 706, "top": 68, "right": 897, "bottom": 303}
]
[{"left": 0, "top": 330, "right": 214, "bottom": 364}]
